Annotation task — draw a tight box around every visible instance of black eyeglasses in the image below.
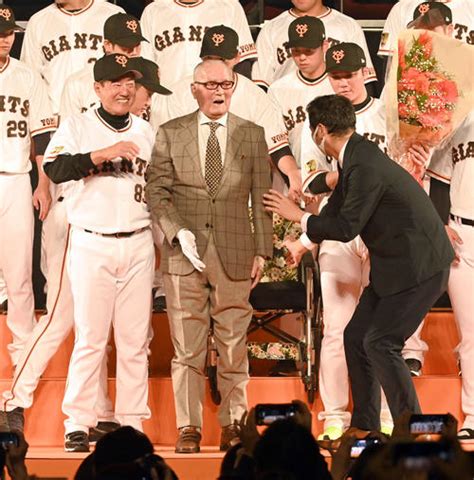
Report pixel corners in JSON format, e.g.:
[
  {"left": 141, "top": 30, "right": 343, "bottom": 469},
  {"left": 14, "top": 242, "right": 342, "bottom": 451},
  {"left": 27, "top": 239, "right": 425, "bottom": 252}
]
[{"left": 193, "top": 80, "right": 235, "bottom": 90}]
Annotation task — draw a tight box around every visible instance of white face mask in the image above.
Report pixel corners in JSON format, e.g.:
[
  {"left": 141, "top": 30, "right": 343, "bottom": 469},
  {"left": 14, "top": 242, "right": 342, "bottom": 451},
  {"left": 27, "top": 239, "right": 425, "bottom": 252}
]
[{"left": 312, "top": 125, "right": 327, "bottom": 157}]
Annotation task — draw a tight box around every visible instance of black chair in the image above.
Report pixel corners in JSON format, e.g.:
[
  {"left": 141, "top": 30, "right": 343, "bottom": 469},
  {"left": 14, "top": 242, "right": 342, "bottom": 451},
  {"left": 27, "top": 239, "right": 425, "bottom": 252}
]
[{"left": 247, "top": 251, "right": 323, "bottom": 403}]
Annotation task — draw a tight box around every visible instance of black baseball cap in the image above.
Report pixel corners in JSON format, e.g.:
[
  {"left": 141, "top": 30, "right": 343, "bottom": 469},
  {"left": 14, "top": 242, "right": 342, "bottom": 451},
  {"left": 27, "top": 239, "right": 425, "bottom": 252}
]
[
  {"left": 407, "top": 2, "right": 452, "bottom": 29},
  {"left": 130, "top": 57, "right": 172, "bottom": 95},
  {"left": 93, "top": 54, "right": 142, "bottom": 82},
  {"left": 287, "top": 16, "right": 325, "bottom": 49},
  {"left": 200, "top": 25, "right": 239, "bottom": 60},
  {"left": 0, "top": 6, "right": 24, "bottom": 33},
  {"left": 325, "top": 43, "right": 367, "bottom": 73},
  {"left": 104, "top": 13, "right": 148, "bottom": 47}
]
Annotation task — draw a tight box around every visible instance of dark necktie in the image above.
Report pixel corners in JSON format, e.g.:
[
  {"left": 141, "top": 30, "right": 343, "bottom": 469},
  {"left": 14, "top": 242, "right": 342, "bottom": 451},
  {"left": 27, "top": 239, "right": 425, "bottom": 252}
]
[{"left": 205, "top": 122, "right": 223, "bottom": 196}]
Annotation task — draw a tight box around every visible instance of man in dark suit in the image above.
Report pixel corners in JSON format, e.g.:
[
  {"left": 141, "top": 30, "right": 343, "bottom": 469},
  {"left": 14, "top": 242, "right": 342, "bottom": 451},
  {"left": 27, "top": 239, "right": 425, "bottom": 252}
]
[
  {"left": 146, "top": 59, "right": 273, "bottom": 453},
  {"left": 263, "top": 94, "right": 454, "bottom": 433}
]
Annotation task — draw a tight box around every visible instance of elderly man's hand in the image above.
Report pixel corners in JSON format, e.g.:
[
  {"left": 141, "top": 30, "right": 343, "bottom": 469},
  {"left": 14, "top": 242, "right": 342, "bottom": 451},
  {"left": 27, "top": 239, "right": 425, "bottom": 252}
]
[
  {"left": 250, "top": 256, "right": 265, "bottom": 289},
  {"left": 263, "top": 189, "right": 304, "bottom": 223}
]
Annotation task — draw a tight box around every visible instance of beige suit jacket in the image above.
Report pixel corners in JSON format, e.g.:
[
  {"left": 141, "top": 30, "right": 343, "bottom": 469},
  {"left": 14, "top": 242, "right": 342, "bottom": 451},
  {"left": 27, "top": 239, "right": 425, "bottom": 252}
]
[{"left": 146, "top": 111, "right": 273, "bottom": 280}]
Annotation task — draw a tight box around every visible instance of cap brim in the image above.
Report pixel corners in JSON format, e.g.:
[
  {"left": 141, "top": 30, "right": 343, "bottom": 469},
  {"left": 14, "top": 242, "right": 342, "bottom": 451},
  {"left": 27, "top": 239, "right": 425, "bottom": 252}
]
[
  {"left": 138, "top": 80, "right": 172, "bottom": 96},
  {"left": 326, "top": 64, "right": 361, "bottom": 74},
  {"left": 199, "top": 49, "right": 238, "bottom": 60},
  {"left": 111, "top": 34, "right": 149, "bottom": 47},
  {"left": 287, "top": 40, "right": 323, "bottom": 49},
  {"left": 99, "top": 69, "right": 143, "bottom": 82},
  {"left": 0, "top": 22, "right": 24, "bottom": 33}
]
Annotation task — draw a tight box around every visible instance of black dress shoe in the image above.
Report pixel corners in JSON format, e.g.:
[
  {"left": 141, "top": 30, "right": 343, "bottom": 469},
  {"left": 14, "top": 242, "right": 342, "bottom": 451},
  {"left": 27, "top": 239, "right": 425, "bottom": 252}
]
[
  {"left": 65, "top": 431, "right": 90, "bottom": 452},
  {"left": 405, "top": 358, "right": 422, "bottom": 377},
  {"left": 88, "top": 421, "right": 121, "bottom": 443},
  {"left": 7, "top": 407, "right": 24, "bottom": 432}
]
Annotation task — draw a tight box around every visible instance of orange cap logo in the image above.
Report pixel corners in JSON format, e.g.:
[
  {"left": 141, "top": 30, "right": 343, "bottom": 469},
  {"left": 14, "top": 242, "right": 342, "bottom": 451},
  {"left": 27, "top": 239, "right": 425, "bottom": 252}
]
[
  {"left": 212, "top": 33, "right": 225, "bottom": 47},
  {"left": 418, "top": 4, "right": 430, "bottom": 15},
  {"left": 0, "top": 9, "right": 12, "bottom": 21},
  {"left": 126, "top": 19, "right": 138, "bottom": 33},
  {"left": 296, "top": 24, "right": 308, "bottom": 38},
  {"left": 116, "top": 55, "right": 128, "bottom": 67},
  {"left": 332, "top": 50, "right": 345, "bottom": 64}
]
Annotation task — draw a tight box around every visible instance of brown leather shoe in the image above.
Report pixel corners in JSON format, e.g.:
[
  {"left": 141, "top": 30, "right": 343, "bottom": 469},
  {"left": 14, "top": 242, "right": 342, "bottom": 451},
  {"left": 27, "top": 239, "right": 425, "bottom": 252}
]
[
  {"left": 220, "top": 424, "right": 241, "bottom": 451},
  {"left": 175, "top": 426, "right": 201, "bottom": 454}
]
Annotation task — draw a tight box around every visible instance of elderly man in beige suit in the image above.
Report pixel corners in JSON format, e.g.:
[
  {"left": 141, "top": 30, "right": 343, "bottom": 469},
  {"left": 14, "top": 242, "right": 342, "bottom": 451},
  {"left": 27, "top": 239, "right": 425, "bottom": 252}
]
[{"left": 146, "top": 59, "right": 273, "bottom": 454}]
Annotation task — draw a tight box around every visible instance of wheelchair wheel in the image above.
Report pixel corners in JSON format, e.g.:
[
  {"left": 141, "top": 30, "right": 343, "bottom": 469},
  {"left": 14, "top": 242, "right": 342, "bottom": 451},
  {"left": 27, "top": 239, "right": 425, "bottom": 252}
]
[{"left": 207, "top": 364, "right": 221, "bottom": 405}]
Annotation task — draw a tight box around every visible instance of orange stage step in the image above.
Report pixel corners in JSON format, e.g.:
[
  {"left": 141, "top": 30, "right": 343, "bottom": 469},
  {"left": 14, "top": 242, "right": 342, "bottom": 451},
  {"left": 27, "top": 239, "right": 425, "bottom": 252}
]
[{"left": 0, "top": 310, "right": 465, "bottom": 480}]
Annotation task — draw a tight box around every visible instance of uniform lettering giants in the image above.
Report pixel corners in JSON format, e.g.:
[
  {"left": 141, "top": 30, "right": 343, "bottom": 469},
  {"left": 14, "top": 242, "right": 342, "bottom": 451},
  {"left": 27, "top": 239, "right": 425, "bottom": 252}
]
[{"left": 41, "top": 33, "right": 102, "bottom": 62}]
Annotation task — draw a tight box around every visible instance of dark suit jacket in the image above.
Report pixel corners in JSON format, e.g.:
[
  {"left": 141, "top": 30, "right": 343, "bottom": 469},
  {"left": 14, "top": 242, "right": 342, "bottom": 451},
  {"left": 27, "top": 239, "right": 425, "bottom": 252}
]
[
  {"left": 145, "top": 111, "right": 273, "bottom": 280},
  {"left": 307, "top": 133, "right": 454, "bottom": 297}
]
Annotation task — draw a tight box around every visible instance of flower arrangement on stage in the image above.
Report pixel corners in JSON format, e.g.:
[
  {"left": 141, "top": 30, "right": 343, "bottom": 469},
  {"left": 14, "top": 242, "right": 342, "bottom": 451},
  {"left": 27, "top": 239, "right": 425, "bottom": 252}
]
[
  {"left": 261, "top": 213, "right": 301, "bottom": 283},
  {"left": 394, "top": 31, "right": 458, "bottom": 182}
]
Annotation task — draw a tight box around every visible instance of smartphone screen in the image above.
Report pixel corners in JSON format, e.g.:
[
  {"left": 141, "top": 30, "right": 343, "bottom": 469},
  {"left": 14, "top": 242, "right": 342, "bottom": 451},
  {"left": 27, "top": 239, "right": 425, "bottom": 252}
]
[
  {"left": 350, "top": 438, "right": 380, "bottom": 458},
  {"left": 255, "top": 403, "right": 297, "bottom": 426},
  {"left": 409, "top": 414, "right": 449, "bottom": 435}
]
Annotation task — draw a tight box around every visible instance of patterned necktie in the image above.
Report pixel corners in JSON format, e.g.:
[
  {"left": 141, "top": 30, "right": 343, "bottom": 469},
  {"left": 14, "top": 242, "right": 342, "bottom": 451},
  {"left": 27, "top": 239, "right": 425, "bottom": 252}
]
[{"left": 205, "top": 122, "right": 223, "bottom": 196}]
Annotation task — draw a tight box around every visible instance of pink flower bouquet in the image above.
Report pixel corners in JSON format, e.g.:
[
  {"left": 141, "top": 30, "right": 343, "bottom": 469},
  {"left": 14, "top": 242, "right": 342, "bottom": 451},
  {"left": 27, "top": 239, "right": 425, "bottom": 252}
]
[{"left": 394, "top": 31, "right": 458, "bottom": 182}]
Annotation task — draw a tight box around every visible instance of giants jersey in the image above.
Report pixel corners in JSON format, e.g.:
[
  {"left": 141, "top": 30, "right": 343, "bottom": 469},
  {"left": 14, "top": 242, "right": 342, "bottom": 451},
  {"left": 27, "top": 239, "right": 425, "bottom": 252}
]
[
  {"left": 427, "top": 111, "right": 474, "bottom": 219},
  {"left": 59, "top": 64, "right": 97, "bottom": 119},
  {"left": 301, "top": 97, "right": 387, "bottom": 189},
  {"left": 140, "top": 0, "right": 256, "bottom": 87},
  {"left": 268, "top": 70, "right": 334, "bottom": 165},
  {"left": 252, "top": 8, "right": 376, "bottom": 88},
  {"left": 378, "top": 0, "right": 474, "bottom": 56},
  {"left": 43, "top": 109, "right": 155, "bottom": 233},
  {"left": 0, "top": 57, "right": 56, "bottom": 174},
  {"left": 21, "top": 0, "right": 124, "bottom": 112},
  {"left": 150, "top": 72, "right": 289, "bottom": 154}
]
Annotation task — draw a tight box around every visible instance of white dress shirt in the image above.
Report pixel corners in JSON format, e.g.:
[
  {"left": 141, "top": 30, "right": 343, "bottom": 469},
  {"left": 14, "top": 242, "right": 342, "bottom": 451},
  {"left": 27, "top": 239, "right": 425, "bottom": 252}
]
[{"left": 197, "top": 111, "right": 228, "bottom": 175}]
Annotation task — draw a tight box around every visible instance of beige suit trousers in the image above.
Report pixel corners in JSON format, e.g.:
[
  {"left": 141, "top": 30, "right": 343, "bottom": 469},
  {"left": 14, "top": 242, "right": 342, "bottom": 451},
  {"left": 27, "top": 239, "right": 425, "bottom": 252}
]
[{"left": 163, "top": 236, "right": 252, "bottom": 429}]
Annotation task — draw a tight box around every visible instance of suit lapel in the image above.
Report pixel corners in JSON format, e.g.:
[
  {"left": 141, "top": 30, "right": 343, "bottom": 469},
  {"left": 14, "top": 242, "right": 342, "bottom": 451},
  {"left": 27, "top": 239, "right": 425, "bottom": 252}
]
[
  {"left": 180, "top": 111, "right": 206, "bottom": 188},
  {"left": 217, "top": 113, "right": 244, "bottom": 195}
]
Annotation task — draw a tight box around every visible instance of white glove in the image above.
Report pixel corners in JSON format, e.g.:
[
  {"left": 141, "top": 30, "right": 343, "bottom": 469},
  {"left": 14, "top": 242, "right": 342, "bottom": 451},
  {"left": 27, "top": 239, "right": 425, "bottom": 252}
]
[{"left": 177, "top": 229, "right": 206, "bottom": 272}]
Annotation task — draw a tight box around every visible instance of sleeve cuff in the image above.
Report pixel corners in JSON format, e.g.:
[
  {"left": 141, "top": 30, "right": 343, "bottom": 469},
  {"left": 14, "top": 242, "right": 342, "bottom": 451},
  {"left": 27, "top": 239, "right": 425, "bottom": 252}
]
[
  {"left": 300, "top": 232, "right": 317, "bottom": 250},
  {"left": 301, "top": 212, "right": 312, "bottom": 233}
]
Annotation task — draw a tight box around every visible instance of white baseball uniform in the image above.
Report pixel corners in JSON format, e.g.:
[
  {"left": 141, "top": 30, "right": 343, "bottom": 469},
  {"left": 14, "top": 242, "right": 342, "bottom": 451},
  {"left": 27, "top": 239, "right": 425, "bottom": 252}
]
[
  {"left": 0, "top": 271, "right": 7, "bottom": 305},
  {"left": 426, "top": 111, "right": 474, "bottom": 430},
  {"left": 42, "top": 108, "right": 155, "bottom": 434},
  {"left": 60, "top": 64, "right": 97, "bottom": 119},
  {"left": 0, "top": 56, "right": 56, "bottom": 366},
  {"left": 252, "top": 7, "right": 377, "bottom": 89},
  {"left": 20, "top": 0, "right": 124, "bottom": 112},
  {"left": 378, "top": 0, "right": 474, "bottom": 57},
  {"left": 301, "top": 97, "right": 393, "bottom": 430},
  {"left": 140, "top": 0, "right": 257, "bottom": 87},
  {"left": 268, "top": 70, "right": 334, "bottom": 166}
]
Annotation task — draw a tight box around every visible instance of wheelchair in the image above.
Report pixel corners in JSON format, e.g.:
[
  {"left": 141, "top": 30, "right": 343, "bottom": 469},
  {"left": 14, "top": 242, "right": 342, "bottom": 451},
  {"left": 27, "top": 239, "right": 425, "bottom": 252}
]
[{"left": 206, "top": 215, "right": 323, "bottom": 404}]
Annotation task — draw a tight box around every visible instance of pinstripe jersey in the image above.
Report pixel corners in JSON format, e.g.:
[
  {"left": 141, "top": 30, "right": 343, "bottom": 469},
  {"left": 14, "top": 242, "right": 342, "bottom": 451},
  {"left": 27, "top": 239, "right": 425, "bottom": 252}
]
[
  {"left": 268, "top": 70, "right": 334, "bottom": 166},
  {"left": 140, "top": 0, "right": 256, "bottom": 87},
  {"left": 252, "top": 8, "right": 377, "bottom": 89},
  {"left": 43, "top": 109, "right": 154, "bottom": 233},
  {"left": 20, "top": 0, "right": 124, "bottom": 112},
  {"left": 0, "top": 56, "right": 56, "bottom": 173}
]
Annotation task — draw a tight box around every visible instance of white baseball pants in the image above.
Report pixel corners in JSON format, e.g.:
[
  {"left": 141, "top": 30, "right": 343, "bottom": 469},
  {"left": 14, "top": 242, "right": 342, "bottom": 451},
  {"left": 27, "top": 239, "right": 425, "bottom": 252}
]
[
  {"left": 63, "top": 227, "right": 154, "bottom": 434},
  {"left": 318, "top": 236, "right": 392, "bottom": 429},
  {"left": 0, "top": 174, "right": 35, "bottom": 365},
  {"left": 448, "top": 219, "right": 474, "bottom": 430},
  {"left": 2, "top": 200, "right": 112, "bottom": 420}
]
